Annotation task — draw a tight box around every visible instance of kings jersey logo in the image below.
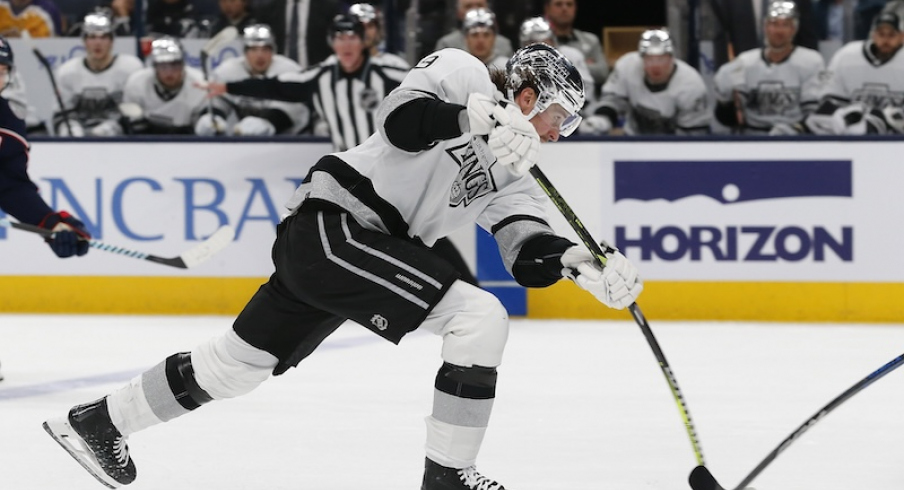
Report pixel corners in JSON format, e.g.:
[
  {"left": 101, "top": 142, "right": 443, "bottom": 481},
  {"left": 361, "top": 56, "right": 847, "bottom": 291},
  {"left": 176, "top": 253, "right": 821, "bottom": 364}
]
[{"left": 447, "top": 139, "right": 497, "bottom": 207}]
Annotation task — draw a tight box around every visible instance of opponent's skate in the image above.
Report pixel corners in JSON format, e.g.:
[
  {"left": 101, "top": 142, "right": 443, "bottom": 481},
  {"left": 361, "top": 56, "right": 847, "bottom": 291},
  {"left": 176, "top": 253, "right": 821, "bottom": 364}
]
[
  {"left": 421, "top": 457, "right": 506, "bottom": 490},
  {"left": 43, "top": 397, "right": 136, "bottom": 488}
]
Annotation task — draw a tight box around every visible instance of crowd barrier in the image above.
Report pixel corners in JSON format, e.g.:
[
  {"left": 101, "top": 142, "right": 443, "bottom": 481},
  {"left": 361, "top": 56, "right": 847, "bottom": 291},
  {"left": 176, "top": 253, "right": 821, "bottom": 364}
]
[{"left": 2, "top": 135, "right": 903, "bottom": 323}]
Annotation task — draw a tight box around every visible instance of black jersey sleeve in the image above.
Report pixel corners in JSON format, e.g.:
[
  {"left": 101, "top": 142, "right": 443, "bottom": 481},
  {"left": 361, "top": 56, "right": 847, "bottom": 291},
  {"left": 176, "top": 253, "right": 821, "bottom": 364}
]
[
  {"left": 383, "top": 97, "right": 466, "bottom": 152},
  {"left": 0, "top": 99, "right": 53, "bottom": 225}
]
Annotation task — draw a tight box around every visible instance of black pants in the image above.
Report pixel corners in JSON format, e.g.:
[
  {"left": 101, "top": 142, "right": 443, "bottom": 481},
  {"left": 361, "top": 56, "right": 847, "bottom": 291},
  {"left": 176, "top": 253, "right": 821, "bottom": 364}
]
[{"left": 233, "top": 208, "right": 459, "bottom": 375}]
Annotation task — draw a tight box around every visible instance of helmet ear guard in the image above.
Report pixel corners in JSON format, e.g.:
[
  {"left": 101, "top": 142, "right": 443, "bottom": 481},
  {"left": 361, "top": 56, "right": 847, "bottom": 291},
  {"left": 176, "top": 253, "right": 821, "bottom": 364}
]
[{"left": 504, "top": 43, "right": 585, "bottom": 136}]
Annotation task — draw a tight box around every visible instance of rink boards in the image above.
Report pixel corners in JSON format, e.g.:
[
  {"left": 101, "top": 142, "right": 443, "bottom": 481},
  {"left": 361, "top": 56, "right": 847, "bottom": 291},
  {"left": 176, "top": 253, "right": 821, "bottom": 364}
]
[{"left": 2, "top": 137, "right": 903, "bottom": 322}]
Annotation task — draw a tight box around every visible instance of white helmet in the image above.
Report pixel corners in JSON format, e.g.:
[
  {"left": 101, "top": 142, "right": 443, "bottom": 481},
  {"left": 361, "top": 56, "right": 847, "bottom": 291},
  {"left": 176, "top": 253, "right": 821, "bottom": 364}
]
[
  {"left": 505, "top": 43, "right": 585, "bottom": 136},
  {"left": 349, "top": 3, "right": 378, "bottom": 24},
  {"left": 638, "top": 29, "right": 673, "bottom": 56},
  {"left": 462, "top": 8, "right": 496, "bottom": 34},
  {"left": 83, "top": 10, "right": 113, "bottom": 36},
  {"left": 519, "top": 17, "right": 553, "bottom": 47},
  {"left": 243, "top": 24, "right": 276, "bottom": 48},
  {"left": 150, "top": 37, "right": 184, "bottom": 64},
  {"left": 766, "top": 0, "right": 799, "bottom": 21}
]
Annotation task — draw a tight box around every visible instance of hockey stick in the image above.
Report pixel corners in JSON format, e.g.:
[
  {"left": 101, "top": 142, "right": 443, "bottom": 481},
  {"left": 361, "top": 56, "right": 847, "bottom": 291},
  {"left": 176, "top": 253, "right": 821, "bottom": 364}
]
[
  {"left": 199, "top": 26, "right": 238, "bottom": 135},
  {"left": 688, "top": 352, "right": 904, "bottom": 490},
  {"left": 0, "top": 218, "right": 235, "bottom": 269},
  {"left": 24, "top": 33, "right": 73, "bottom": 136},
  {"left": 528, "top": 164, "right": 706, "bottom": 466}
]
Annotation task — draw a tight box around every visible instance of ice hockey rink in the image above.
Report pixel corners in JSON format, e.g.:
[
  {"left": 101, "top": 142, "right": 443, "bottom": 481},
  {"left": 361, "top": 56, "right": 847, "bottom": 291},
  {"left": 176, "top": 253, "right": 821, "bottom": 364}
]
[{"left": 2, "top": 314, "right": 903, "bottom": 490}]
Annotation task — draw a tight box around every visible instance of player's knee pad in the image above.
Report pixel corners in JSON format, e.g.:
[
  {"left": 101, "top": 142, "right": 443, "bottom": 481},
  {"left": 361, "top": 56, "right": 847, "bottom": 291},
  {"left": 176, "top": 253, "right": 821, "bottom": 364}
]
[
  {"left": 190, "top": 329, "right": 278, "bottom": 400},
  {"left": 429, "top": 282, "right": 509, "bottom": 368}
]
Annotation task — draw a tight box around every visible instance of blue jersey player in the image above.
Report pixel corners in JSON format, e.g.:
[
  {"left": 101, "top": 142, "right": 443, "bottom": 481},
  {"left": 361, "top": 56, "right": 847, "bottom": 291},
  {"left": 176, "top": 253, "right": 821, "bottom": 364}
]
[{"left": 0, "top": 36, "right": 91, "bottom": 381}]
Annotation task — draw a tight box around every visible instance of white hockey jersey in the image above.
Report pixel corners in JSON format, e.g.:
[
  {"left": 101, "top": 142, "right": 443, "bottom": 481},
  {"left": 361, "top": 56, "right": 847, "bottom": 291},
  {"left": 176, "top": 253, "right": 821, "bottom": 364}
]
[
  {"left": 820, "top": 40, "right": 904, "bottom": 109},
  {"left": 600, "top": 52, "right": 710, "bottom": 135},
  {"left": 286, "top": 48, "right": 554, "bottom": 271},
  {"left": 714, "top": 46, "right": 825, "bottom": 132},
  {"left": 212, "top": 54, "right": 310, "bottom": 134},
  {"left": 3, "top": 70, "right": 41, "bottom": 129},
  {"left": 122, "top": 66, "right": 207, "bottom": 133},
  {"left": 56, "top": 54, "right": 144, "bottom": 128}
]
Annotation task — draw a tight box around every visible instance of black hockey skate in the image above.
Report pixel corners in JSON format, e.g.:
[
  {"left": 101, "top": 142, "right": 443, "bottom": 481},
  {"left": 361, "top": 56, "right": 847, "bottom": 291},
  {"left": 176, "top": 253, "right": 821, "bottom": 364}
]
[
  {"left": 43, "top": 397, "right": 136, "bottom": 488},
  {"left": 421, "top": 457, "right": 506, "bottom": 490}
]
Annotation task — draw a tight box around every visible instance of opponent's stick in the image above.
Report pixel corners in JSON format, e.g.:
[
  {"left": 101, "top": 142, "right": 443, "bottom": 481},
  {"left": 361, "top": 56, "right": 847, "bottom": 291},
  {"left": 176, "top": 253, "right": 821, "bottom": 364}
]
[
  {"left": 24, "top": 32, "right": 73, "bottom": 135},
  {"left": 0, "top": 218, "right": 235, "bottom": 269},
  {"left": 689, "top": 352, "right": 904, "bottom": 490},
  {"left": 199, "top": 26, "right": 238, "bottom": 135},
  {"left": 528, "top": 164, "right": 707, "bottom": 466}
]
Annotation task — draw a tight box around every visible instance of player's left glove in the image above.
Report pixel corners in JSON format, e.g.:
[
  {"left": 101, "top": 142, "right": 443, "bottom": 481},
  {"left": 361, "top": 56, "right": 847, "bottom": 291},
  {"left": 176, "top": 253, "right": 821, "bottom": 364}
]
[
  {"left": 38, "top": 211, "right": 91, "bottom": 258},
  {"left": 234, "top": 116, "right": 276, "bottom": 136},
  {"left": 88, "top": 120, "right": 123, "bottom": 137},
  {"left": 560, "top": 245, "right": 643, "bottom": 310},
  {"left": 487, "top": 103, "right": 540, "bottom": 176}
]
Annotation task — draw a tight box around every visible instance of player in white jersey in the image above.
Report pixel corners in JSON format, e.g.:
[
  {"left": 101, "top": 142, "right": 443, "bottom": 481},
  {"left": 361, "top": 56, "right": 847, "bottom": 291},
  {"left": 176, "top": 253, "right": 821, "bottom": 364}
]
[
  {"left": 4, "top": 69, "right": 43, "bottom": 134},
  {"left": 43, "top": 44, "right": 643, "bottom": 490},
  {"left": 54, "top": 11, "right": 143, "bottom": 137},
  {"left": 462, "top": 8, "right": 509, "bottom": 70},
  {"left": 713, "top": 1, "right": 825, "bottom": 134},
  {"left": 120, "top": 37, "right": 207, "bottom": 134},
  {"left": 348, "top": 3, "right": 410, "bottom": 70},
  {"left": 518, "top": 16, "right": 595, "bottom": 102},
  {"left": 195, "top": 24, "right": 309, "bottom": 136},
  {"left": 582, "top": 29, "right": 710, "bottom": 135},
  {"left": 789, "top": 11, "right": 904, "bottom": 135},
  {"left": 204, "top": 14, "right": 408, "bottom": 150}
]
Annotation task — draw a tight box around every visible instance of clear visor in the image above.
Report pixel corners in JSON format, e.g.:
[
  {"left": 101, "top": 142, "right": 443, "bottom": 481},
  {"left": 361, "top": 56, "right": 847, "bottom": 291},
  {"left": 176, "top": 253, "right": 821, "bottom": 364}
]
[{"left": 536, "top": 102, "right": 582, "bottom": 137}]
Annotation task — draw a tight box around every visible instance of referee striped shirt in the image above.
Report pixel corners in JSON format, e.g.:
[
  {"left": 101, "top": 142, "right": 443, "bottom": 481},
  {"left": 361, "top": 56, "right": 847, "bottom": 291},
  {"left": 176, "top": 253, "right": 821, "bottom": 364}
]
[{"left": 226, "top": 53, "right": 409, "bottom": 151}]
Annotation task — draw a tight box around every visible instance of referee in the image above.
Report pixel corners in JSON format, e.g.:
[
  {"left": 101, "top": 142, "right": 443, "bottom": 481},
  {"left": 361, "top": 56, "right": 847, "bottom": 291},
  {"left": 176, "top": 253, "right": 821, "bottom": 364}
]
[{"left": 204, "top": 13, "right": 408, "bottom": 151}]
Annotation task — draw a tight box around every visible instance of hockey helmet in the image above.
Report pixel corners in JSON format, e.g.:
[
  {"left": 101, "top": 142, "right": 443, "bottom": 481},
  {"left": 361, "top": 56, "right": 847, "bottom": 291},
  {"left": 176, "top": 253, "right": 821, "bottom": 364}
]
[
  {"left": 349, "top": 3, "right": 379, "bottom": 25},
  {"left": 519, "top": 17, "right": 554, "bottom": 46},
  {"left": 0, "top": 36, "right": 14, "bottom": 68},
  {"left": 150, "top": 37, "right": 185, "bottom": 64},
  {"left": 638, "top": 29, "right": 673, "bottom": 56},
  {"left": 83, "top": 10, "right": 114, "bottom": 37},
  {"left": 329, "top": 13, "right": 365, "bottom": 41},
  {"left": 243, "top": 24, "right": 276, "bottom": 48},
  {"left": 462, "top": 8, "right": 496, "bottom": 34},
  {"left": 505, "top": 43, "right": 585, "bottom": 136},
  {"left": 765, "top": 1, "right": 799, "bottom": 21}
]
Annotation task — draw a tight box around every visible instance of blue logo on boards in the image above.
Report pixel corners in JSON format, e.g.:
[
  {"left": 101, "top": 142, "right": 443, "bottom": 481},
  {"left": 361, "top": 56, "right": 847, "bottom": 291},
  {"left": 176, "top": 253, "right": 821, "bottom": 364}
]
[{"left": 614, "top": 160, "right": 852, "bottom": 204}]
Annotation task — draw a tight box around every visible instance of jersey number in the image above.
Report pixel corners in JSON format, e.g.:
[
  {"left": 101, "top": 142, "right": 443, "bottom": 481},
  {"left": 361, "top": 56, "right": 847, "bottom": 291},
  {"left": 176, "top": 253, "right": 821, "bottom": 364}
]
[{"left": 414, "top": 55, "right": 439, "bottom": 69}]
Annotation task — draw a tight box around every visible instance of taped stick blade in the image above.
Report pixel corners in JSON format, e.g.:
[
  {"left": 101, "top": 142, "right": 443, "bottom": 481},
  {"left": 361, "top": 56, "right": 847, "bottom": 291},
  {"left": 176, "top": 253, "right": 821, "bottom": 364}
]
[{"left": 179, "top": 225, "right": 235, "bottom": 268}]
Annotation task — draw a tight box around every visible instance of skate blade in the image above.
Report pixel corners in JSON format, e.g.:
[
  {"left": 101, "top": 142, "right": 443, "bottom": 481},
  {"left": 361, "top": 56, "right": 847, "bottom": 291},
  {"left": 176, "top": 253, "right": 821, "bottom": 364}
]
[{"left": 43, "top": 418, "right": 120, "bottom": 489}]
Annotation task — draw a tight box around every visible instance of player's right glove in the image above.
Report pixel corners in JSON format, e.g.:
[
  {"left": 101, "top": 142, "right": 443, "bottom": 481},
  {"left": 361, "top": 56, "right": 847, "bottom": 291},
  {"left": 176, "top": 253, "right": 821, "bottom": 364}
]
[
  {"left": 577, "top": 115, "right": 613, "bottom": 135},
  {"left": 234, "top": 116, "right": 276, "bottom": 136},
  {"left": 194, "top": 114, "right": 228, "bottom": 136},
  {"left": 560, "top": 245, "right": 643, "bottom": 310},
  {"left": 38, "top": 211, "right": 91, "bottom": 258},
  {"left": 55, "top": 119, "right": 85, "bottom": 137}
]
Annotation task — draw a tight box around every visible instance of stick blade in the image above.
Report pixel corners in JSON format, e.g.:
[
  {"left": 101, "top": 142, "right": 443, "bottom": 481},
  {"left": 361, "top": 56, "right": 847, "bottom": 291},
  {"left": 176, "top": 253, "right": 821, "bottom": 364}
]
[
  {"left": 202, "top": 26, "right": 238, "bottom": 54},
  {"left": 179, "top": 225, "right": 235, "bottom": 268},
  {"left": 689, "top": 466, "right": 726, "bottom": 490}
]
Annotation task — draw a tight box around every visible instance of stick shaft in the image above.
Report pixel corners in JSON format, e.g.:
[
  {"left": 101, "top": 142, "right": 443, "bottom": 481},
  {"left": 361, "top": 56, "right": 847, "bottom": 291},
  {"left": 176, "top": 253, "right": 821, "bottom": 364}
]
[{"left": 528, "top": 164, "right": 706, "bottom": 466}]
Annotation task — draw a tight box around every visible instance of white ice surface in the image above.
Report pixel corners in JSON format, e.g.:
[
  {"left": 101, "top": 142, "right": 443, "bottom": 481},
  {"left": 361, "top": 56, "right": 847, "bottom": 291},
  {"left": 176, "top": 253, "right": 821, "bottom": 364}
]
[{"left": 2, "top": 315, "right": 904, "bottom": 489}]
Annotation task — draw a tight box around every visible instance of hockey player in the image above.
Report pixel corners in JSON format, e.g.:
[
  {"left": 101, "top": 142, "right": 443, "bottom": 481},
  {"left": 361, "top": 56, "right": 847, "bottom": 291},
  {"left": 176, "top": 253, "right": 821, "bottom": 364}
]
[
  {"left": 194, "top": 24, "right": 309, "bottom": 136},
  {"left": 0, "top": 36, "right": 92, "bottom": 382},
  {"left": 202, "top": 14, "right": 408, "bottom": 150},
  {"left": 348, "top": 3, "right": 409, "bottom": 69},
  {"left": 518, "top": 16, "right": 595, "bottom": 102},
  {"left": 43, "top": 43, "right": 643, "bottom": 489},
  {"left": 54, "top": 11, "right": 143, "bottom": 137},
  {"left": 713, "top": 1, "right": 825, "bottom": 134},
  {"left": 581, "top": 29, "right": 711, "bottom": 135},
  {"left": 775, "top": 11, "right": 904, "bottom": 135},
  {"left": 462, "top": 8, "right": 509, "bottom": 70},
  {"left": 120, "top": 37, "right": 207, "bottom": 134}
]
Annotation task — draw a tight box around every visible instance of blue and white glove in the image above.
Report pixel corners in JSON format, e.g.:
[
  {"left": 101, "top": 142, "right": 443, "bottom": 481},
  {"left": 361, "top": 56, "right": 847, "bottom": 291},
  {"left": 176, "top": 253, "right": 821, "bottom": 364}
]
[
  {"left": 38, "top": 211, "right": 91, "bottom": 258},
  {"left": 560, "top": 246, "right": 643, "bottom": 310},
  {"left": 234, "top": 116, "right": 276, "bottom": 136}
]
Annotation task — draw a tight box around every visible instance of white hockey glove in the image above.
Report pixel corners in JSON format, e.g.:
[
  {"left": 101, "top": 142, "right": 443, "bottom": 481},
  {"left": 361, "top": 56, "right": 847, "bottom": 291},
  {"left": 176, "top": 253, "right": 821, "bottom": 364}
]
[
  {"left": 578, "top": 115, "right": 612, "bottom": 135},
  {"left": 88, "top": 120, "right": 122, "bottom": 137},
  {"left": 767, "top": 122, "right": 803, "bottom": 136},
  {"left": 55, "top": 119, "right": 84, "bottom": 137},
  {"left": 465, "top": 92, "right": 504, "bottom": 136},
  {"left": 194, "top": 114, "right": 228, "bottom": 136},
  {"left": 560, "top": 246, "right": 643, "bottom": 310},
  {"left": 883, "top": 106, "right": 904, "bottom": 133},
  {"left": 487, "top": 103, "right": 540, "bottom": 176},
  {"left": 234, "top": 116, "right": 276, "bottom": 136}
]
